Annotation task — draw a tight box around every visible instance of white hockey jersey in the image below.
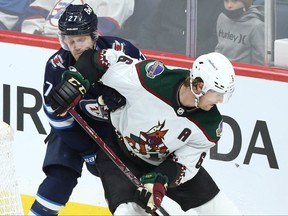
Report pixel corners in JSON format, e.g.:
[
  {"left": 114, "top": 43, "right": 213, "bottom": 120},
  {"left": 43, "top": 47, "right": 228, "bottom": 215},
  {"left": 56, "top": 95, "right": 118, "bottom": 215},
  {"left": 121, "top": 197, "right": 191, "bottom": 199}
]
[{"left": 99, "top": 49, "right": 223, "bottom": 185}]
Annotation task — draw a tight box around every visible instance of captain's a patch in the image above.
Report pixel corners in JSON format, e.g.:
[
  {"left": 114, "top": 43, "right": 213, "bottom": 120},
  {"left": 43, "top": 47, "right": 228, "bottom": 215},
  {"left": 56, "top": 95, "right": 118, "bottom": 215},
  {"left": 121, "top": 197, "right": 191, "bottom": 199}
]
[{"left": 145, "top": 61, "right": 164, "bottom": 78}]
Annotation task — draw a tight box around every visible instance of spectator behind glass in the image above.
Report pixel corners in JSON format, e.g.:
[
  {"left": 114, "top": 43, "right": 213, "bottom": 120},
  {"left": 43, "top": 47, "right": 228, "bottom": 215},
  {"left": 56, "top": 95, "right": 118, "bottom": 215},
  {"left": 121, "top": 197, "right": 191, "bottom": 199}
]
[
  {"left": 0, "top": 0, "right": 32, "bottom": 31},
  {"left": 133, "top": 0, "right": 223, "bottom": 56},
  {"left": 215, "top": 0, "right": 265, "bottom": 65},
  {"left": 21, "top": 0, "right": 134, "bottom": 37}
]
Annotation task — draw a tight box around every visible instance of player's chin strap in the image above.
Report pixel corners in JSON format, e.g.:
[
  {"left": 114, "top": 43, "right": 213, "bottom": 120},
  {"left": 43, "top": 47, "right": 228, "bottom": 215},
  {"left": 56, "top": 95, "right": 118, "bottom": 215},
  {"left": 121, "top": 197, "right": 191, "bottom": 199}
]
[
  {"left": 69, "top": 109, "right": 170, "bottom": 216},
  {"left": 189, "top": 78, "right": 204, "bottom": 108}
]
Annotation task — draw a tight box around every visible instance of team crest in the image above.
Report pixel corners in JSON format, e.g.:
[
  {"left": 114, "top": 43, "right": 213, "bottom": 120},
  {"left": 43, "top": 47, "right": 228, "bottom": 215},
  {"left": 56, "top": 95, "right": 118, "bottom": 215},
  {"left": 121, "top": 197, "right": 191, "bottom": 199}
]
[
  {"left": 112, "top": 40, "right": 125, "bottom": 51},
  {"left": 79, "top": 99, "right": 109, "bottom": 121},
  {"left": 145, "top": 61, "right": 164, "bottom": 79},
  {"left": 51, "top": 54, "right": 65, "bottom": 68},
  {"left": 125, "top": 121, "right": 169, "bottom": 160}
]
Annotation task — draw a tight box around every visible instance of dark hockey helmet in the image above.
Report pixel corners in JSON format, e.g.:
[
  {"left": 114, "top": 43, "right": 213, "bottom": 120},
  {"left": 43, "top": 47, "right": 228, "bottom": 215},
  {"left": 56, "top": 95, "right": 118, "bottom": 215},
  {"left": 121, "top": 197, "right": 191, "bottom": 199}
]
[{"left": 58, "top": 3, "right": 98, "bottom": 35}]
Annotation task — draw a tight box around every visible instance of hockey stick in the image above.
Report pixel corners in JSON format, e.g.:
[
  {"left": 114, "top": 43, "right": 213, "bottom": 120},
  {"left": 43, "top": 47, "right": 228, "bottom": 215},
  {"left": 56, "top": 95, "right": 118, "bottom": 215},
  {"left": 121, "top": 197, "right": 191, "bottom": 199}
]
[{"left": 69, "top": 109, "right": 170, "bottom": 216}]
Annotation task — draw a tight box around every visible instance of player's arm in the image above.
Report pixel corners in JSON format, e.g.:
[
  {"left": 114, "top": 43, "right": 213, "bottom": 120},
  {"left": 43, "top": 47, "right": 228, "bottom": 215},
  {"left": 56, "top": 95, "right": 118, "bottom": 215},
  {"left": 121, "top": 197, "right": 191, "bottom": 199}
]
[
  {"left": 73, "top": 48, "right": 126, "bottom": 84},
  {"left": 42, "top": 63, "right": 99, "bottom": 158},
  {"left": 47, "top": 48, "right": 133, "bottom": 116},
  {"left": 47, "top": 60, "right": 126, "bottom": 117},
  {"left": 135, "top": 143, "right": 209, "bottom": 214}
]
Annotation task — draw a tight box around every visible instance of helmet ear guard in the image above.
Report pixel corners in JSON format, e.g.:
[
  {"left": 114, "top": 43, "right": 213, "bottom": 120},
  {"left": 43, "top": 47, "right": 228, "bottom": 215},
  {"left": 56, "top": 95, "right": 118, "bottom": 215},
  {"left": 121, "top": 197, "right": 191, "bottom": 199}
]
[{"left": 190, "top": 52, "right": 235, "bottom": 104}]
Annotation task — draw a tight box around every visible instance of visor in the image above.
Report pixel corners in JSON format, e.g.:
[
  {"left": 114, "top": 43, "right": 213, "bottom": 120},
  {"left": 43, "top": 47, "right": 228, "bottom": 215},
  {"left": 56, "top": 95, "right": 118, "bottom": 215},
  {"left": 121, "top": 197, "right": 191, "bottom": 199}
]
[
  {"left": 202, "top": 88, "right": 234, "bottom": 104},
  {"left": 58, "top": 33, "right": 69, "bottom": 50}
]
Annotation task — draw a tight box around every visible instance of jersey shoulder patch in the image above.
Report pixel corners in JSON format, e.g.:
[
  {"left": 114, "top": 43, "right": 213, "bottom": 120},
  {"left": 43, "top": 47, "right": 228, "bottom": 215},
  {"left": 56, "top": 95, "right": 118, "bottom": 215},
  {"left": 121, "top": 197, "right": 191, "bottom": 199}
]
[
  {"left": 145, "top": 61, "right": 165, "bottom": 79},
  {"left": 48, "top": 49, "right": 71, "bottom": 69}
]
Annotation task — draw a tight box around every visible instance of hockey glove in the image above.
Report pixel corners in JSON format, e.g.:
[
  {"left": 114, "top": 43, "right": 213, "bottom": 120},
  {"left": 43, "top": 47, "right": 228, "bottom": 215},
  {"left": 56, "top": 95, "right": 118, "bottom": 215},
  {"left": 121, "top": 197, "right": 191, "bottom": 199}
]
[
  {"left": 48, "top": 70, "right": 90, "bottom": 116},
  {"left": 134, "top": 172, "right": 168, "bottom": 213},
  {"left": 97, "top": 85, "right": 126, "bottom": 111}
]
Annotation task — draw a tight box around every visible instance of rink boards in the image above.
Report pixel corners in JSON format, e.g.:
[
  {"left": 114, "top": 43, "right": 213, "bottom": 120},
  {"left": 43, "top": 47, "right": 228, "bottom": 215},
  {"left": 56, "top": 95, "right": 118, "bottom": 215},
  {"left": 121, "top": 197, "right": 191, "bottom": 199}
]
[{"left": 1, "top": 31, "right": 288, "bottom": 215}]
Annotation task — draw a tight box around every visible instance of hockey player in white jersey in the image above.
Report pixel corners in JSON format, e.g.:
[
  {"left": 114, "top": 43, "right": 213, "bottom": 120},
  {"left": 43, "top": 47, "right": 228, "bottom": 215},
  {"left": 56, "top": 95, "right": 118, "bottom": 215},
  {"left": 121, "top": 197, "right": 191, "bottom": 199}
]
[{"left": 48, "top": 49, "right": 242, "bottom": 215}]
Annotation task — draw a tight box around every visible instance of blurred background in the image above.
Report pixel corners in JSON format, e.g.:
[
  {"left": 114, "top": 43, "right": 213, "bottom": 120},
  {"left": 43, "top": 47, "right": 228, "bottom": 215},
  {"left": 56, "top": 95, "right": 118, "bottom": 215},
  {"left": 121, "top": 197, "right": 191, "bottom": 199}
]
[{"left": 1, "top": 0, "right": 287, "bottom": 68}]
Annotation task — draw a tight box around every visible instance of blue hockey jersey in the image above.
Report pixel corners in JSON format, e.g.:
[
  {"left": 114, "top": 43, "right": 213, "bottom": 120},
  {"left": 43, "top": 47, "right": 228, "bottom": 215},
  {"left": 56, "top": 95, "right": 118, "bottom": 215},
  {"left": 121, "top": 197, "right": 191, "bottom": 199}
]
[{"left": 42, "top": 36, "right": 145, "bottom": 153}]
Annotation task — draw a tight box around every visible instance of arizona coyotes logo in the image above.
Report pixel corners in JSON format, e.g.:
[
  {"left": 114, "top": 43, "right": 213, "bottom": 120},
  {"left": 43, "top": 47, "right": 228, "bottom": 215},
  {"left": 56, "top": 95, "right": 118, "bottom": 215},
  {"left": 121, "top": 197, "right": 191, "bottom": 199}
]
[{"left": 125, "top": 121, "right": 169, "bottom": 160}]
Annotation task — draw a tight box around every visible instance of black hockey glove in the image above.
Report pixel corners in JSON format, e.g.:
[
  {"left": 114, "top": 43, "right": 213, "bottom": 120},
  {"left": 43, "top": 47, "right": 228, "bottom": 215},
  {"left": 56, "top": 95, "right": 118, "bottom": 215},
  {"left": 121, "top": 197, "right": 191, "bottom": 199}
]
[
  {"left": 47, "top": 70, "right": 90, "bottom": 117},
  {"left": 134, "top": 172, "right": 168, "bottom": 214},
  {"left": 97, "top": 84, "right": 126, "bottom": 111},
  {"left": 74, "top": 49, "right": 110, "bottom": 84}
]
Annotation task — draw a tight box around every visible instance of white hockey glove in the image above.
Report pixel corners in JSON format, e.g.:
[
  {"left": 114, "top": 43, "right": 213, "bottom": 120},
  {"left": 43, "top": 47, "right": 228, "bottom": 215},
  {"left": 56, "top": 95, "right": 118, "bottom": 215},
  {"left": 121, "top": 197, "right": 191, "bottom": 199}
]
[{"left": 134, "top": 172, "right": 168, "bottom": 213}]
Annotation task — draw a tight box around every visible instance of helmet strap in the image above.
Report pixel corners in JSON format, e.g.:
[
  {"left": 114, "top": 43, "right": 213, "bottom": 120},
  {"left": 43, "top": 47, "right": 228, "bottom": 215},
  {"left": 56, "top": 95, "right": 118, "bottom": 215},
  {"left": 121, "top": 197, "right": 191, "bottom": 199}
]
[
  {"left": 194, "top": 97, "right": 199, "bottom": 108},
  {"left": 189, "top": 77, "right": 204, "bottom": 108},
  {"left": 91, "top": 32, "right": 98, "bottom": 49}
]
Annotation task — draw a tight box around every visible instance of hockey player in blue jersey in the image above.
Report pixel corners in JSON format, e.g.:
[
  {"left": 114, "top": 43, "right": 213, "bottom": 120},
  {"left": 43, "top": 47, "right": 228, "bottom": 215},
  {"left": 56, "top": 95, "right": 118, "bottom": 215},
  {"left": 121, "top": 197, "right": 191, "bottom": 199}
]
[{"left": 28, "top": 3, "right": 145, "bottom": 215}]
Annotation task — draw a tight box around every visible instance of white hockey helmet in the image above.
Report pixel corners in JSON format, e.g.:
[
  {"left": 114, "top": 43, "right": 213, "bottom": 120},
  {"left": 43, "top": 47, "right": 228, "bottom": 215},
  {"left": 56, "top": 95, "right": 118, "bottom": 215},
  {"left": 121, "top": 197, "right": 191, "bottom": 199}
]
[{"left": 190, "top": 52, "right": 235, "bottom": 105}]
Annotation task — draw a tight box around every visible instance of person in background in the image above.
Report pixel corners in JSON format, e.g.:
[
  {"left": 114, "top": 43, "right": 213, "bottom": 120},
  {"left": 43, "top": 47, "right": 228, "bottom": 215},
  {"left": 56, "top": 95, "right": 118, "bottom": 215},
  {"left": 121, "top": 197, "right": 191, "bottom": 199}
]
[
  {"left": 0, "top": 0, "right": 32, "bottom": 31},
  {"left": 215, "top": 0, "right": 265, "bottom": 65},
  {"left": 21, "top": 0, "right": 134, "bottom": 36},
  {"left": 28, "top": 3, "right": 145, "bottom": 215}
]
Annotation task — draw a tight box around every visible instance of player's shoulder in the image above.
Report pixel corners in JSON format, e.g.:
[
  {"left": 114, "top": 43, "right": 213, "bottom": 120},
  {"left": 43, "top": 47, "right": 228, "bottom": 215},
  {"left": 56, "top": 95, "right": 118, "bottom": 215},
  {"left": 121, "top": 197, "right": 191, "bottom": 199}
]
[
  {"left": 97, "top": 35, "right": 144, "bottom": 60},
  {"left": 46, "top": 48, "right": 72, "bottom": 70},
  {"left": 137, "top": 60, "right": 189, "bottom": 78},
  {"left": 97, "top": 35, "right": 134, "bottom": 51},
  {"left": 98, "top": 35, "right": 131, "bottom": 44},
  {"left": 188, "top": 106, "right": 223, "bottom": 142}
]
